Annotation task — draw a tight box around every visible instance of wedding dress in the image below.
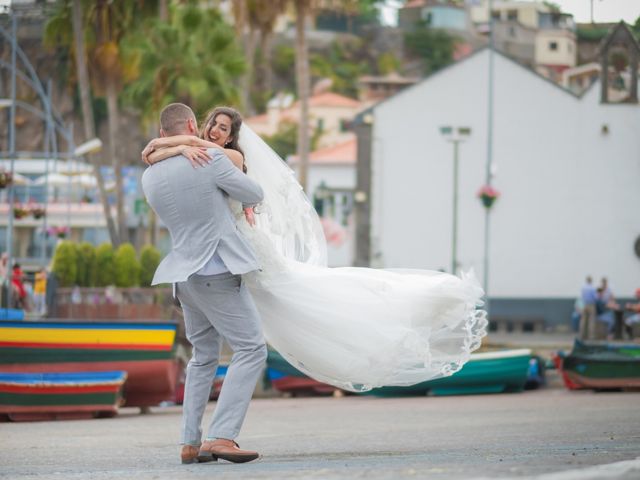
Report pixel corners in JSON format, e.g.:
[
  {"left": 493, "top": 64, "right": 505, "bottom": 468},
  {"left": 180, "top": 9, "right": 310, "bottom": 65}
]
[{"left": 235, "top": 125, "right": 487, "bottom": 392}]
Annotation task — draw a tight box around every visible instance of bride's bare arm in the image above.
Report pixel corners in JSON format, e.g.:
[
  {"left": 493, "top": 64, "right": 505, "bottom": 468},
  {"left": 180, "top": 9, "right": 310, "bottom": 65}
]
[{"left": 145, "top": 145, "right": 213, "bottom": 167}]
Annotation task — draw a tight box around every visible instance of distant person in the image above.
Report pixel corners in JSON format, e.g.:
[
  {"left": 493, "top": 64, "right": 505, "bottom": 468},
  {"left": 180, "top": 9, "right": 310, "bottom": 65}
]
[
  {"left": 624, "top": 288, "right": 640, "bottom": 338},
  {"left": 600, "top": 277, "right": 615, "bottom": 304},
  {"left": 0, "top": 252, "right": 8, "bottom": 307},
  {"left": 11, "top": 263, "right": 28, "bottom": 310},
  {"left": 571, "top": 296, "right": 584, "bottom": 332},
  {"left": 579, "top": 276, "right": 598, "bottom": 339},
  {"left": 595, "top": 287, "right": 619, "bottom": 338},
  {"left": 581, "top": 276, "right": 597, "bottom": 306},
  {"left": 34, "top": 268, "right": 47, "bottom": 316}
]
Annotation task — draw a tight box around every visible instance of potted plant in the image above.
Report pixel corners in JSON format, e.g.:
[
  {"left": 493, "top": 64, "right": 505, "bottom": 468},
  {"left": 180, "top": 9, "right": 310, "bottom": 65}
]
[
  {"left": 13, "top": 205, "right": 29, "bottom": 219},
  {"left": 31, "top": 205, "right": 46, "bottom": 219},
  {"left": 477, "top": 185, "right": 500, "bottom": 209},
  {"left": 47, "top": 226, "right": 69, "bottom": 239},
  {"left": 0, "top": 170, "right": 12, "bottom": 189}
]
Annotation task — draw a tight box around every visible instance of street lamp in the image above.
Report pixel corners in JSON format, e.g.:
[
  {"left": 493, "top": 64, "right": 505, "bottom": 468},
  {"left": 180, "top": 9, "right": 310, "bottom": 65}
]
[{"left": 439, "top": 126, "right": 472, "bottom": 276}]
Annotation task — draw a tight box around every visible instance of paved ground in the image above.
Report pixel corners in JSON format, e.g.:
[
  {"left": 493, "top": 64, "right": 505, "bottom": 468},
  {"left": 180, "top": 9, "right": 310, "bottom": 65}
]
[{"left": 1, "top": 387, "right": 639, "bottom": 480}]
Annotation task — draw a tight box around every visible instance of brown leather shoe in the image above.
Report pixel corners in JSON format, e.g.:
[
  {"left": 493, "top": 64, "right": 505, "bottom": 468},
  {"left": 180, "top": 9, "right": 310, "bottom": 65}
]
[
  {"left": 198, "top": 439, "right": 259, "bottom": 463},
  {"left": 181, "top": 444, "right": 216, "bottom": 464}
]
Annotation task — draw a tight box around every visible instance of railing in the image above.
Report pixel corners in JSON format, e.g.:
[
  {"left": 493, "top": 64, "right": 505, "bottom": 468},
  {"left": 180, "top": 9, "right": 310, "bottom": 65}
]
[{"left": 53, "top": 287, "right": 176, "bottom": 321}]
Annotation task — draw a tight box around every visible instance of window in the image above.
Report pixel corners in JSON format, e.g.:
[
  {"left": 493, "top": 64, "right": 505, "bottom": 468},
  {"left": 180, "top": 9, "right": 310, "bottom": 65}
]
[
  {"left": 507, "top": 10, "right": 517, "bottom": 21},
  {"left": 549, "top": 41, "right": 558, "bottom": 51},
  {"left": 339, "top": 119, "right": 351, "bottom": 132},
  {"left": 317, "top": 118, "right": 324, "bottom": 132},
  {"left": 491, "top": 10, "right": 500, "bottom": 20}
]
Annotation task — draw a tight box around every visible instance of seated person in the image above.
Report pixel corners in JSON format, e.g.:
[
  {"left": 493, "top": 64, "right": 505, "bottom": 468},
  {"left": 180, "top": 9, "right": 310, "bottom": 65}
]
[
  {"left": 595, "top": 287, "right": 619, "bottom": 336},
  {"left": 624, "top": 288, "right": 640, "bottom": 338}
]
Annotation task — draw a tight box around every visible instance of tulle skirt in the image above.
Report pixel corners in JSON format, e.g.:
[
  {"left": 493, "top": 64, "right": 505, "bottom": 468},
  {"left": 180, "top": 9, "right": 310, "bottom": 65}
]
[{"left": 244, "top": 260, "right": 487, "bottom": 392}]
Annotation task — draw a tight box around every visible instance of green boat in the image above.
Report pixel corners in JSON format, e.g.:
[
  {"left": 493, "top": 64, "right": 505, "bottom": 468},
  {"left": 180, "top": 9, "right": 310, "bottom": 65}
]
[
  {"left": 367, "top": 349, "right": 532, "bottom": 396},
  {"left": 556, "top": 339, "right": 640, "bottom": 390},
  {"left": 266, "top": 349, "right": 533, "bottom": 396}
]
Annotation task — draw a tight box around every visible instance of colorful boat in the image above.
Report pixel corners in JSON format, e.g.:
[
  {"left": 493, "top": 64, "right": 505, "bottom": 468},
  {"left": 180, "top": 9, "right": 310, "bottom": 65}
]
[
  {"left": 266, "top": 350, "right": 339, "bottom": 395},
  {"left": 266, "top": 349, "right": 533, "bottom": 396},
  {"left": 554, "top": 339, "right": 640, "bottom": 391},
  {"left": 367, "top": 349, "right": 533, "bottom": 396},
  {"left": 0, "top": 319, "right": 181, "bottom": 407},
  {"left": 0, "top": 371, "right": 127, "bottom": 422}
]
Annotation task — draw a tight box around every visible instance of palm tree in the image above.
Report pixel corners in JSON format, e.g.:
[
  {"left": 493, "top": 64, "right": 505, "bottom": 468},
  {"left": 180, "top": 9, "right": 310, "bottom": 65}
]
[
  {"left": 124, "top": 5, "right": 246, "bottom": 125},
  {"left": 45, "top": 0, "right": 120, "bottom": 246}
]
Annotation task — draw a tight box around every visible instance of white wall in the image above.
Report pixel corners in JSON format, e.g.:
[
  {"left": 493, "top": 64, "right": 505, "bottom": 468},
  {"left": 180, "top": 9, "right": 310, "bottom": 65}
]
[{"left": 372, "top": 49, "right": 640, "bottom": 298}]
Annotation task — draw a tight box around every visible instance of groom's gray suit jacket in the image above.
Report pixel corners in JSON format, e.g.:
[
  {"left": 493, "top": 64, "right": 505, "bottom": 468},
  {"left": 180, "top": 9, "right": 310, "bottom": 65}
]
[{"left": 141, "top": 148, "right": 264, "bottom": 286}]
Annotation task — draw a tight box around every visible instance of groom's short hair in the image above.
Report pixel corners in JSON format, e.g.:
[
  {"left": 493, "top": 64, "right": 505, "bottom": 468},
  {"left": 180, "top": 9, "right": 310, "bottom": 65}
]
[{"left": 160, "top": 103, "right": 197, "bottom": 135}]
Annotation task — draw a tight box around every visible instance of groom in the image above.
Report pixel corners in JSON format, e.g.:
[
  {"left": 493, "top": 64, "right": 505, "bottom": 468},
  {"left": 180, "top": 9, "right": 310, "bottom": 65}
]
[{"left": 141, "top": 103, "right": 266, "bottom": 464}]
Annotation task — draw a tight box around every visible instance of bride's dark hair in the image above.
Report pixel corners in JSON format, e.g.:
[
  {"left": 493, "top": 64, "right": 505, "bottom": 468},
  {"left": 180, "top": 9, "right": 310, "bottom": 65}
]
[{"left": 200, "top": 106, "right": 246, "bottom": 172}]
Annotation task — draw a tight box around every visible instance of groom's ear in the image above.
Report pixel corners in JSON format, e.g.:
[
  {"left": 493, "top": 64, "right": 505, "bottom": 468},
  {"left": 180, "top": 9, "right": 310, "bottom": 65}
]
[
  {"left": 159, "top": 128, "right": 167, "bottom": 138},
  {"left": 187, "top": 118, "right": 197, "bottom": 135}
]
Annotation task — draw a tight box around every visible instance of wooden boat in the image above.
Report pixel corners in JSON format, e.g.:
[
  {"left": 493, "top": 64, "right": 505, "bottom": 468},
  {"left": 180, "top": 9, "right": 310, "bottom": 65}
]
[
  {"left": 554, "top": 339, "right": 640, "bottom": 391},
  {"left": 266, "top": 350, "right": 338, "bottom": 395},
  {"left": 0, "top": 319, "right": 181, "bottom": 407},
  {"left": 266, "top": 349, "right": 533, "bottom": 396},
  {"left": 0, "top": 371, "right": 127, "bottom": 422},
  {"left": 367, "top": 349, "right": 533, "bottom": 396}
]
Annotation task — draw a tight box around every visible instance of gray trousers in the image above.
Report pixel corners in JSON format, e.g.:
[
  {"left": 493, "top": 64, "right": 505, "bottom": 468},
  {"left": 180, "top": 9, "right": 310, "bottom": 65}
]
[{"left": 176, "top": 272, "right": 267, "bottom": 445}]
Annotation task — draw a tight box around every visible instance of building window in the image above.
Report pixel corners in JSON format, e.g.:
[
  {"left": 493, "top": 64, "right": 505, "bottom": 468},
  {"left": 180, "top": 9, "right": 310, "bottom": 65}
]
[
  {"left": 549, "top": 41, "right": 558, "bottom": 51},
  {"left": 317, "top": 118, "right": 324, "bottom": 132},
  {"left": 507, "top": 10, "right": 517, "bottom": 21},
  {"left": 339, "top": 119, "right": 351, "bottom": 132},
  {"left": 491, "top": 10, "right": 500, "bottom": 20}
]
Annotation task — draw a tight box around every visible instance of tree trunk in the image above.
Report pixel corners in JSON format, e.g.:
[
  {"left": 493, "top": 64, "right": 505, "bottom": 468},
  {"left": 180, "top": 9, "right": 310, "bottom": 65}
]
[
  {"left": 294, "top": 1, "right": 311, "bottom": 193},
  {"left": 105, "top": 80, "right": 127, "bottom": 244},
  {"left": 240, "top": 28, "right": 258, "bottom": 115},
  {"left": 261, "top": 29, "right": 275, "bottom": 96},
  {"left": 159, "top": 0, "right": 169, "bottom": 21},
  {"left": 72, "top": 0, "right": 119, "bottom": 246}
]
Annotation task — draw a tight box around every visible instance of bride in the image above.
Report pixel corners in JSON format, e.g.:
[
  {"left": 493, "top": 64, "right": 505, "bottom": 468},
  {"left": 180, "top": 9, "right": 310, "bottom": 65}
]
[{"left": 142, "top": 106, "right": 488, "bottom": 392}]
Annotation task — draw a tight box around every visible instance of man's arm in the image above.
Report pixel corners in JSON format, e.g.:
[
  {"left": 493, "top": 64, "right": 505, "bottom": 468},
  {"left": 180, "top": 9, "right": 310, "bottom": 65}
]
[{"left": 210, "top": 149, "right": 263, "bottom": 206}]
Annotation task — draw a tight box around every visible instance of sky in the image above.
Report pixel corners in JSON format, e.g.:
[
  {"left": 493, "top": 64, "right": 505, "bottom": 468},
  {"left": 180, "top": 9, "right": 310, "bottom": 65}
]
[{"left": 379, "top": 0, "right": 640, "bottom": 25}]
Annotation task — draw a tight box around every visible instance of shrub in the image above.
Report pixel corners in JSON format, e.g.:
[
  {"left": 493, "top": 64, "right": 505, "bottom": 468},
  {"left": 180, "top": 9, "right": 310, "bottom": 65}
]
[
  {"left": 114, "top": 243, "right": 141, "bottom": 288},
  {"left": 95, "top": 242, "right": 116, "bottom": 287},
  {"left": 139, "top": 244, "right": 161, "bottom": 287},
  {"left": 51, "top": 241, "right": 77, "bottom": 287},
  {"left": 75, "top": 242, "right": 96, "bottom": 287}
]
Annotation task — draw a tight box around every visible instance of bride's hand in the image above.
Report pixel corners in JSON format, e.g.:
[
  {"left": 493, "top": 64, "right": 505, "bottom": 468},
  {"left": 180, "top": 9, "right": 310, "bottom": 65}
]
[
  {"left": 141, "top": 139, "right": 159, "bottom": 165},
  {"left": 180, "top": 146, "right": 212, "bottom": 168},
  {"left": 244, "top": 207, "right": 256, "bottom": 227}
]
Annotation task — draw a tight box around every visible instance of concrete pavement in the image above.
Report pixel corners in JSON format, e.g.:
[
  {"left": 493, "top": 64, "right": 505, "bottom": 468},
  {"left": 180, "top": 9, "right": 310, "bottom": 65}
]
[{"left": 1, "top": 388, "right": 639, "bottom": 480}]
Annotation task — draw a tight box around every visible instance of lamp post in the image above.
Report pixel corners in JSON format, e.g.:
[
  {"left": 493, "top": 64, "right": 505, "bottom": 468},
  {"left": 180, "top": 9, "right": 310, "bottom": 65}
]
[{"left": 440, "top": 126, "right": 472, "bottom": 276}]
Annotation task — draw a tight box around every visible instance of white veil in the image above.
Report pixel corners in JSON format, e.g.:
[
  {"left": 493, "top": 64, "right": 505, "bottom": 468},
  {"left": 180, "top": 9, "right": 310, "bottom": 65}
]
[{"left": 238, "top": 124, "right": 327, "bottom": 267}]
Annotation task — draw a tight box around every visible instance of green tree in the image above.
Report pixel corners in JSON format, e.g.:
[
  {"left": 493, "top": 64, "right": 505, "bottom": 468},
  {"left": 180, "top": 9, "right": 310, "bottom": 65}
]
[
  {"left": 310, "top": 38, "right": 371, "bottom": 98},
  {"left": 75, "top": 242, "right": 96, "bottom": 287},
  {"left": 123, "top": 4, "right": 245, "bottom": 126},
  {"left": 114, "top": 243, "right": 141, "bottom": 288},
  {"left": 404, "top": 21, "right": 457, "bottom": 74},
  {"left": 44, "top": 0, "right": 120, "bottom": 247},
  {"left": 95, "top": 242, "right": 116, "bottom": 287},
  {"left": 52, "top": 241, "right": 78, "bottom": 287},
  {"left": 377, "top": 52, "right": 401, "bottom": 75},
  {"left": 139, "top": 244, "right": 161, "bottom": 287}
]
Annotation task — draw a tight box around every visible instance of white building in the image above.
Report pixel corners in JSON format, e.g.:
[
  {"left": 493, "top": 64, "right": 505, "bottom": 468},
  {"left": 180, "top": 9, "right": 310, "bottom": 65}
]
[{"left": 368, "top": 47, "right": 639, "bottom": 327}]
